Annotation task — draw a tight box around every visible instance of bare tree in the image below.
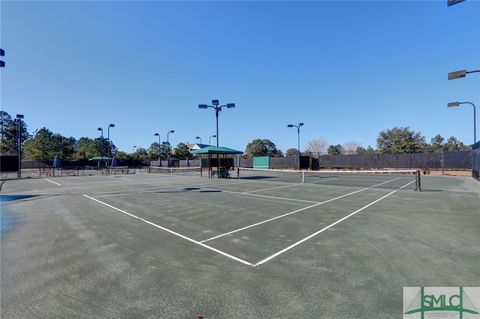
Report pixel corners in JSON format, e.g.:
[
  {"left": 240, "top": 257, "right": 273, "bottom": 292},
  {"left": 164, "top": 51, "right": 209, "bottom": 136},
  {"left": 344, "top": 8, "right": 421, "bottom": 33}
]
[
  {"left": 305, "top": 139, "right": 328, "bottom": 157},
  {"left": 342, "top": 141, "right": 363, "bottom": 155}
]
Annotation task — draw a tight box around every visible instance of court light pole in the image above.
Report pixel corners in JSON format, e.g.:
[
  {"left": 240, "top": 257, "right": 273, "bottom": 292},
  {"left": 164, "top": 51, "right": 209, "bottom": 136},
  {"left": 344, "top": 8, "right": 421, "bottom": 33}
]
[
  {"left": 209, "top": 134, "right": 217, "bottom": 146},
  {"left": 198, "top": 100, "right": 235, "bottom": 147},
  {"left": 97, "top": 127, "right": 104, "bottom": 167},
  {"left": 287, "top": 122, "right": 304, "bottom": 154},
  {"left": 448, "top": 101, "right": 477, "bottom": 145},
  {"left": 107, "top": 124, "right": 115, "bottom": 159},
  {"left": 16, "top": 114, "right": 24, "bottom": 178},
  {"left": 154, "top": 133, "right": 161, "bottom": 162},
  {"left": 133, "top": 145, "right": 136, "bottom": 153},
  {"left": 195, "top": 136, "right": 202, "bottom": 144},
  {"left": 166, "top": 129, "right": 174, "bottom": 145},
  {"left": 166, "top": 130, "right": 174, "bottom": 166}
]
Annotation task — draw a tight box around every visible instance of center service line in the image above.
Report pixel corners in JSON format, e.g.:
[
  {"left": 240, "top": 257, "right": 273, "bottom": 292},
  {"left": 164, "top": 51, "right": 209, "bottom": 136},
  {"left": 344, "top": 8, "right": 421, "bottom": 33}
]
[
  {"left": 82, "top": 194, "right": 253, "bottom": 267},
  {"left": 253, "top": 179, "right": 416, "bottom": 267},
  {"left": 200, "top": 177, "right": 402, "bottom": 243},
  {"left": 243, "top": 183, "right": 303, "bottom": 194},
  {"left": 45, "top": 178, "right": 61, "bottom": 186}
]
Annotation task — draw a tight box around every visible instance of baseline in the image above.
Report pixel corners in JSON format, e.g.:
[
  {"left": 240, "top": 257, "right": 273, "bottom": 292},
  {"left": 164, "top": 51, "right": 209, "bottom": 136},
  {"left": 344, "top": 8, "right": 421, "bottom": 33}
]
[
  {"left": 82, "top": 194, "right": 253, "bottom": 266},
  {"left": 253, "top": 179, "right": 416, "bottom": 266}
]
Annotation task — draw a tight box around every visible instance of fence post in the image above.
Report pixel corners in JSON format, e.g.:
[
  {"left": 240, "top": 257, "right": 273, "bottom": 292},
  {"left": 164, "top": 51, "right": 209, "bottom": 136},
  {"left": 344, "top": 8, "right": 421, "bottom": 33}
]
[{"left": 440, "top": 152, "right": 445, "bottom": 175}]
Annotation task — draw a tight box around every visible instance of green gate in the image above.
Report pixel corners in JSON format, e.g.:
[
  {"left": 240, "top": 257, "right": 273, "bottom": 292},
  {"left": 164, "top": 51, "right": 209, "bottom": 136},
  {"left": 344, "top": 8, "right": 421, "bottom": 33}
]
[{"left": 253, "top": 156, "right": 269, "bottom": 169}]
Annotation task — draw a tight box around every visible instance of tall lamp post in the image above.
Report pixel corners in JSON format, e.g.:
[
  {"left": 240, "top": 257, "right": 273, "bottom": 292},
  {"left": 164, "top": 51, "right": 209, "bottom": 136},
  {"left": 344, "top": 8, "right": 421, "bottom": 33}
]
[
  {"left": 16, "top": 114, "right": 24, "bottom": 178},
  {"left": 198, "top": 99, "right": 235, "bottom": 147},
  {"left": 154, "top": 133, "right": 161, "bottom": 166},
  {"left": 287, "top": 122, "right": 304, "bottom": 155},
  {"left": 448, "top": 102, "right": 477, "bottom": 145},
  {"left": 195, "top": 136, "right": 202, "bottom": 144},
  {"left": 133, "top": 146, "right": 137, "bottom": 153},
  {"left": 97, "top": 127, "right": 104, "bottom": 168},
  {"left": 166, "top": 130, "right": 174, "bottom": 145},
  {"left": 209, "top": 134, "right": 217, "bottom": 146},
  {"left": 166, "top": 130, "right": 174, "bottom": 167},
  {"left": 107, "top": 124, "right": 115, "bottom": 159}
]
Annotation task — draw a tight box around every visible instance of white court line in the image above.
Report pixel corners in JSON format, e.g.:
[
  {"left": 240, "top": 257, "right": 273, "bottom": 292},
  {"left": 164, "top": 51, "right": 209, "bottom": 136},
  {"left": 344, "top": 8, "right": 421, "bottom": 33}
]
[
  {"left": 44, "top": 178, "right": 61, "bottom": 186},
  {"left": 200, "top": 177, "right": 402, "bottom": 243},
  {"left": 253, "top": 179, "right": 416, "bottom": 267},
  {"left": 309, "top": 177, "right": 338, "bottom": 183},
  {"left": 92, "top": 177, "right": 253, "bottom": 197},
  {"left": 82, "top": 194, "right": 253, "bottom": 266},
  {"left": 243, "top": 183, "right": 302, "bottom": 194},
  {"left": 111, "top": 177, "right": 132, "bottom": 181},
  {"left": 213, "top": 189, "right": 319, "bottom": 204}
]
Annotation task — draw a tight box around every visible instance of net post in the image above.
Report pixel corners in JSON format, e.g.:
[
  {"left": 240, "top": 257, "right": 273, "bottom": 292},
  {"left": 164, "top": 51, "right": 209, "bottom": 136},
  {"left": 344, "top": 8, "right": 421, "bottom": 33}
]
[
  {"left": 415, "top": 169, "right": 422, "bottom": 191},
  {"left": 301, "top": 171, "right": 305, "bottom": 184}
]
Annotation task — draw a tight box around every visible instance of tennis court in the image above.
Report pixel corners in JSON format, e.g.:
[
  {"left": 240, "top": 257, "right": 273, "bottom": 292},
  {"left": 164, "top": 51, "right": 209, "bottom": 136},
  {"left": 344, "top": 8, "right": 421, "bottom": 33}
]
[{"left": 1, "top": 171, "right": 479, "bottom": 318}]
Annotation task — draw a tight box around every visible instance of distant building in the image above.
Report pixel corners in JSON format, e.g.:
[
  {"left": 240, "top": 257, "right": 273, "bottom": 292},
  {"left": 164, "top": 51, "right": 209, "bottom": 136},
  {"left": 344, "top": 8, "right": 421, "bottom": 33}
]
[{"left": 186, "top": 143, "right": 210, "bottom": 151}]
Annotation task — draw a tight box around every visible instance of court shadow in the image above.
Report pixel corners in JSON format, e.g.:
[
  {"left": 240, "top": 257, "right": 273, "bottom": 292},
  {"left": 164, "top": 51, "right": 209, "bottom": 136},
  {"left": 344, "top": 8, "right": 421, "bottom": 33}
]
[{"left": 0, "top": 194, "right": 39, "bottom": 203}]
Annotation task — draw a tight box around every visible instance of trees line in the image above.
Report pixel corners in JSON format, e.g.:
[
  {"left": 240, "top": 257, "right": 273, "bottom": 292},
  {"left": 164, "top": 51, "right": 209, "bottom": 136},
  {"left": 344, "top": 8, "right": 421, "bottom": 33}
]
[
  {"left": 0, "top": 111, "right": 192, "bottom": 161},
  {"left": 245, "top": 127, "right": 470, "bottom": 156},
  {"left": 0, "top": 111, "right": 470, "bottom": 160}
]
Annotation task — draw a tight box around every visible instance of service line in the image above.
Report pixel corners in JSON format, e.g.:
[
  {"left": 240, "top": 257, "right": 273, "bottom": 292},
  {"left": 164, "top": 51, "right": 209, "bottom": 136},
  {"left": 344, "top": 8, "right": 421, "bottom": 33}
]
[
  {"left": 200, "top": 177, "right": 402, "bottom": 243},
  {"left": 44, "top": 178, "right": 61, "bottom": 186},
  {"left": 253, "top": 179, "right": 416, "bottom": 266},
  {"left": 243, "top": 183, "right": 302, "bottom": 194},
  {"left": 82, "top": 194, "right": 253, "bottom": 266}
]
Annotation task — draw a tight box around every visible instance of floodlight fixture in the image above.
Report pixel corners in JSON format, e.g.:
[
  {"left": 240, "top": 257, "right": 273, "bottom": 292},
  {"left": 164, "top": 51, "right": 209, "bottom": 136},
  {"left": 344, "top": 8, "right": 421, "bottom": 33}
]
[
  {"left": 0, "top": 48, "right": 4, "bottom": 68},
  {"left": 448, "top": 102, "right": 461, "bottom": 107},
  {"left": 448, "top": 70, "right": 467, "bottom": 80},
  {"left": 197, "top": 99, "right": 236, "bottom": 147},
  {"left": 447, "top": 0, "right": 466, "bottom": 6},
  {"left": 448, "top": 69, "right": 480, "bottom": 80}
]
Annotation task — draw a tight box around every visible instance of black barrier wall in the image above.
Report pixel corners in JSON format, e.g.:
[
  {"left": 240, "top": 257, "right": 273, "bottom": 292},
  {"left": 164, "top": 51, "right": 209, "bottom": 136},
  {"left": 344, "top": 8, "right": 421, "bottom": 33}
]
[
  {"left": 315, "top": 151, "right": 472, "bottom": 169},
  {"left": 473, "top": 142, "right": 480, "bottom": 180},
  {"left": 18, "top": 150, "right": 473, "bottom": 171},
  {"left": 1, "top": 155, "right": 19, "bottom": 172},
  {"left": 238, "top": 151, "right": 472, "bottom": 170}
]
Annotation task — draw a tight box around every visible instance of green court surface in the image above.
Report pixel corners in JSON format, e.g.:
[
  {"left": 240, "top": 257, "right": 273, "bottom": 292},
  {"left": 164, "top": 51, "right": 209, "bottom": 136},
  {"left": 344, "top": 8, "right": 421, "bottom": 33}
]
[{"left": 1, "top": 173, "right": 479, "bottom": 318}]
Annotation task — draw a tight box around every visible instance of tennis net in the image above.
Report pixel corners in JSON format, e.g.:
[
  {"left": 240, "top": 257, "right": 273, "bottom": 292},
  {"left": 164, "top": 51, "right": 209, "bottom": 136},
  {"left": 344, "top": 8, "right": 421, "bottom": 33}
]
[
  {"left": 238, "top": 168, "right": 421, "bottom": 191},
  {"left": 147, "top": 166, "right": 203, "bottom": 177}
]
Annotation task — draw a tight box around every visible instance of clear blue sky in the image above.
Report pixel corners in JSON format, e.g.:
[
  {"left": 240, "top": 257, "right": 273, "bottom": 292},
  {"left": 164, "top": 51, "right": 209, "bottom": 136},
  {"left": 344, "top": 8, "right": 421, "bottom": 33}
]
[{"left": 1, "top": 1, "right": 479, "bottom": 153}]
